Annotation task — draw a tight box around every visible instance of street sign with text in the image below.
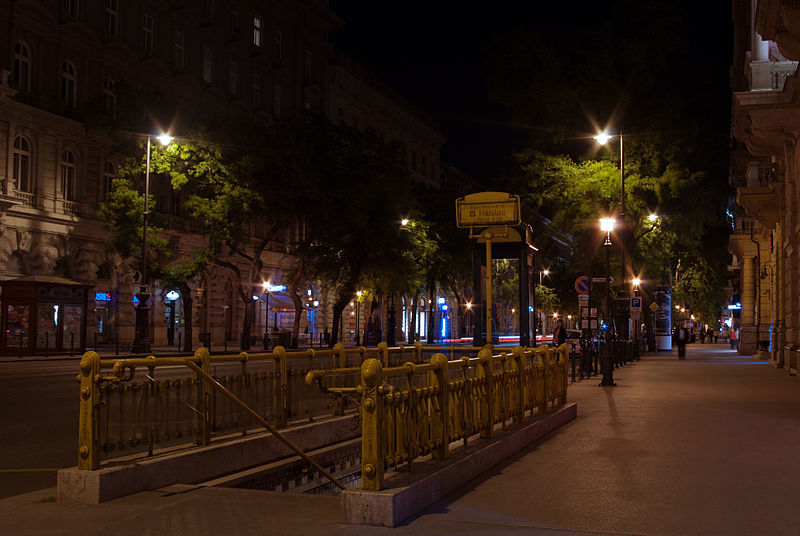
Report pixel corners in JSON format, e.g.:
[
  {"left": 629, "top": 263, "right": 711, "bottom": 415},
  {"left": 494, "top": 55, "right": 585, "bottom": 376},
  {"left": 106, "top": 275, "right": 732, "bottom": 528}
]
[
  {"left": 591, "top": 276, "right": 614, "bottom": 283},
  {"left": 456, "top": 192, "right": 521, "bottom": 228}
]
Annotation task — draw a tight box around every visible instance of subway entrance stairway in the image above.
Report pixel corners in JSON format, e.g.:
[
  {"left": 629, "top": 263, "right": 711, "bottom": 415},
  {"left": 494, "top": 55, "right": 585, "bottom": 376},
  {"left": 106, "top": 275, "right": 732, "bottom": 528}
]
[{"left": 4, "top": 341, "right": 799, "bottom": 535}]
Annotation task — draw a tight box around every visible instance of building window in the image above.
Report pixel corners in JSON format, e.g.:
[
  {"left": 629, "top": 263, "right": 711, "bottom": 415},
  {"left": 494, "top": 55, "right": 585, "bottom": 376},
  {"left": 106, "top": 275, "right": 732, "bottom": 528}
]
[
  {"left": 104, "top": 0, "right": 119, "bottom": 38},
  {"left": 230, "top": 1, "right": 239, "bottom": 32},
  {"left": 229, "top": 61, "right": 238, "bottom": 95},
  {"left": 142, "top": 12, "right": 154, "bottom": 56},
  {"left": 61, "top": 149, "right": 76, "bottom": 201},
  {"left": 304, "top": 49, "right": 312, "bottom": 79},
  {"left": 103, "top": 77, "right": 116, "bottom": 116},
  {"left": 253, "top": 16, "right": 262, "bottom": 47},
  {"left": 174, "top": 31, "right": 185, "bottom": 72},
  {"left": 13, "top": 42, "right": 31, "bottom": 92},
  {"left": 273, "top": 83, "right": 282, "bottom": 118},
  {"left": 252, "top": 73, "right": 261, "bottom": 107},
  {"left": 202, "top": 47, "right": 213, "bottom": 83},
  {"left": 275, "top": 30, "right": 282, "bottom": 60},
  {"left": 103, "top": 161, "right": 115, "bottom": 200},
  {"left": 12, "top": 136, "right": 31, "bottom": 193},
  {"left": 61, "top": 61, "right": 77, "bottom": 108},
  {"left": 64, "top": 0, "right": 79, "bottom": 18}
]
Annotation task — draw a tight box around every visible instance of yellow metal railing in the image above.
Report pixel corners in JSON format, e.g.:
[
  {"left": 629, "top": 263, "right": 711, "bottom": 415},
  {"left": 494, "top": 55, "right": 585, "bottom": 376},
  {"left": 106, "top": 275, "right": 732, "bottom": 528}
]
[
  {"left": 305, "top": 343, "right": 569, "bottom": 490},
  {"left": 76, "top": 343, "right": 485, "bottom": 470}
]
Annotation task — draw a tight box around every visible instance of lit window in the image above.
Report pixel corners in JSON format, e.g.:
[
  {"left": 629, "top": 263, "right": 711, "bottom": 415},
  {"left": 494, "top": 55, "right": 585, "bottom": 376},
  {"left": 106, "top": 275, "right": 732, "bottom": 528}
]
[
  {"left": 142, "top": 12, "right": 154, "bottom": 56},
  {"left": 203, "top": 46, "right": 213, "bottom": 82},
  {"left": 61, "top": 61, "right": 76, "bottom": 108},
  {"left": 12, "top": 136, "right": 31, "bottom": 193},
  {"left": 104, "top": 0, "right": 118, "bottom": 38},
  {"left": 253, "top": 16, "right": 262, "bottom": 47},
  {"left": 61, "top": 149, "right": 76, "bottom": 201},
  {"left": 174, "top": 31, "right": 185, "bottom": 72},
  {"left": 13, "top": 42, "right": 30, "bottom": 92},
  {"left": 103, "top": 161, "right": 115, "bottom": 200}
]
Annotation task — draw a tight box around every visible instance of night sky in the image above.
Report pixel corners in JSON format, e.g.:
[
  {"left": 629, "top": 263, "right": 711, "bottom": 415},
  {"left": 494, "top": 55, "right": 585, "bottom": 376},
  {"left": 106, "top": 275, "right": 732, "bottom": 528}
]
[{"left": 329, "top": 1, "right": 734, "bottom": 181}]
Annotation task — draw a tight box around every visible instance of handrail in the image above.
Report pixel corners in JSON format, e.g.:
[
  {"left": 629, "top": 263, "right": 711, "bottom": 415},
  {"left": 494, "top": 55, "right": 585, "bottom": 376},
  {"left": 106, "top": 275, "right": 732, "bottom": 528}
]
[{"left": 183, "top": 359, "right": 345, "bottom": 490}]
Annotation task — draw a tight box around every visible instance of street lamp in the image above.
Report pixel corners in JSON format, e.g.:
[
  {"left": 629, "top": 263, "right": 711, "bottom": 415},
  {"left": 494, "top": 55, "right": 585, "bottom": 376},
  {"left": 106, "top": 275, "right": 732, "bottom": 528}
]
[
  {"left": 599, "top": 217, "right": 616, "bottom": 386},
  {"left": 262, "top": 281, "right": 271, "bottom": 349},
  {"left": 133, "top": 132, "right": 173, "bottom": 354},
  {"left": 595, "top": 130, "right": 629, "bottom": 337},
  {"left": 355, "top": 290, "right": 362, "bottom": 345},
  {"left": 632, "top": 277, "right": 641, "bottom": 359}
]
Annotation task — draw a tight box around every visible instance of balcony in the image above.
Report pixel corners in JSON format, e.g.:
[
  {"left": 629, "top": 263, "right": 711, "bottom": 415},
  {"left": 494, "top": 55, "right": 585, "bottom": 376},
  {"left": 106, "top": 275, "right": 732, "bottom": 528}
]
[
  {"left": 13, "top": 190, "right": 35, "bottom": 208},
  {"left": 736, "top": 166, "right": 781, "bottom": 229},
  {"left": 748, "top": 59, "right": 798, "bottom": 91},
  {"left": 62, "top": 200, "right": 80, "bottom": 216}
]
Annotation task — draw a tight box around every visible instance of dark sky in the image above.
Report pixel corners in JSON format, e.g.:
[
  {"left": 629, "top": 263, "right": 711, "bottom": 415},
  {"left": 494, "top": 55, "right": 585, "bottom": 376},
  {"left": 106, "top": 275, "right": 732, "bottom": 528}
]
[{"left": 329, "top": 2, "right": 733, "bottom": 181}]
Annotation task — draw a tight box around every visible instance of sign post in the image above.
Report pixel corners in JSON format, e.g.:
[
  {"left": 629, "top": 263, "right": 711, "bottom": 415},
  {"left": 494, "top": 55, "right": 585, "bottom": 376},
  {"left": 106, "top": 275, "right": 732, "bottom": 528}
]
[{"left": 456, "top": 192, "right": 521, "bottom": 346}]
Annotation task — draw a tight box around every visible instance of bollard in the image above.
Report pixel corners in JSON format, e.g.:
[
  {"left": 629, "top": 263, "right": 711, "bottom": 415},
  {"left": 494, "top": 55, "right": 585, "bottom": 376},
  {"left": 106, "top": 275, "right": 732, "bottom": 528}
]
[
  {"left": 571, "top": 347, "right": 576, "bottom": 382},
  {"left": 45, "top": 332, "right": 49, "bottom": 358},
  {"left": 70, "top": 331, "right": 75, "bottom": 356},
  {"left": 18, "top": 336, "right": 23, "bottom": 359},
  {"left": 224, "top": 334, "right": 227, "bottom": 353},
  {"left": 94, "top": 330, "right": 97, "bottom": 351},
  {"left": 177, "top": 331, "right": 182, "bottom": 350},
  {"left": 115, "top": 329, "right": 120, "bottom": 355}
]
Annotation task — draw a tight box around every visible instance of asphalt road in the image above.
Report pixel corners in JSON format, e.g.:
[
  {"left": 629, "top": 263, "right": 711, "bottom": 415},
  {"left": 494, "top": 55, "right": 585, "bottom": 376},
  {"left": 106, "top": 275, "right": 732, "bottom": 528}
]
[{"left": 0, "top": 358, "right": 249, "bottom": 499}]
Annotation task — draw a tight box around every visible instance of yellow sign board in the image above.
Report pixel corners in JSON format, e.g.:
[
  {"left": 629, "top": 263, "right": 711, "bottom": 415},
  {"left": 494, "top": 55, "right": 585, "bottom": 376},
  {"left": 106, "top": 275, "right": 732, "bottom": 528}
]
[{"left": 455, "top": 192, "right": 521, "bottom": 228}]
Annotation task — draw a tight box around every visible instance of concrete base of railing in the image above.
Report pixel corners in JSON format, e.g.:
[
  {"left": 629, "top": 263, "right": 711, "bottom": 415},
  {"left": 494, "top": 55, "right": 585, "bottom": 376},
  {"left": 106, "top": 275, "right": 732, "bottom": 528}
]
[
  {"left": 342, "top": 402, "right": 577, "bottom": 527},
  {"left": 57, "top": 415, "right": 360, "bottom": 504}
]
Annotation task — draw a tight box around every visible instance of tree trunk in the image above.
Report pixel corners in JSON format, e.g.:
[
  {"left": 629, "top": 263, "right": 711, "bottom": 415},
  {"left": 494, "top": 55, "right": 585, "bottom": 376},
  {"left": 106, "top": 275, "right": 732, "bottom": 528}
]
[
  {"left": 426, "top": 279, "right": 436, "bottom": 344},
  {"left": 330, "top": 294, "right": 350, "bottom": 347},
  {"left": 409, "top": 292, "right": 419, "bottom": 343},
  {"left": 240, "top": 289, "right": 253, "bottom": 351}
]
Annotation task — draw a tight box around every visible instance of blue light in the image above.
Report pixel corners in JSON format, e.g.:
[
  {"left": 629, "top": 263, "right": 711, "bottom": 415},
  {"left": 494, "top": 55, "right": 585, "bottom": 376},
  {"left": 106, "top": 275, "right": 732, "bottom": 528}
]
[
  {"left": 437, "top": 297, "right": 445, "bottom": 304},
  {"left": 441, "top": 304, "right": 448, "bottom": 311},
  {"left": 94, "top": 292, "right": 111, "bottom": 301},
  {"left": 529, "top": 305, "right": 533, "bottom": 312},
  {"left": 132, "top": 295, "right": 139, "bottom": 304},
  {"left": 267, "top": 284, "right": 286, "bottom": 292},
  {"left": 441, "top": 315, "right": 447, "bottom": 338}
]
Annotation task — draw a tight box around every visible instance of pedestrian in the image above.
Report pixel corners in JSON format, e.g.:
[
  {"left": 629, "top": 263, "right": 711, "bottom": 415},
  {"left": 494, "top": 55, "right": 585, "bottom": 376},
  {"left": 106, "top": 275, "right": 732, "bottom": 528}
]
[
  {"left": 729, "top": 327, "right": 737, "bottom": 350},
  {"left": 552, "top": 319, "right": 566, "bottom": 347},
  {"left": 676, "top": 321, "right": 689, "bottom": 359},
  {"left": 700, "top": 326, "right": 706, "bottom": 344}
]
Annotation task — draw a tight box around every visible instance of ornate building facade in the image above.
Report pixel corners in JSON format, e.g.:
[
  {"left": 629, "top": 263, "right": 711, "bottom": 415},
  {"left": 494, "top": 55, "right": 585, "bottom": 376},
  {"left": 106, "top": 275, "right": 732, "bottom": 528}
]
[
  {"left": 0, "top": 0, "right": 443, "bottom": 352},
  {"left": 731, "top": 0, "right": 800, "bottom": 365}
]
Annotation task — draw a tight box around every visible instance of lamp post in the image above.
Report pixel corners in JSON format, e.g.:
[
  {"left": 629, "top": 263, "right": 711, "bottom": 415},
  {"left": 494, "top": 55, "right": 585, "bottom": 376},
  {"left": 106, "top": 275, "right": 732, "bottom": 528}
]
[
  {"left": 534, "top": 269, "right": 549, "bottom": 340},
  {"left": 133, "top": 132, "right": 173, "bottom": 354},
  {"left": 595, "top": 130, "right": 628, "bottom": 338},
  {"left": 632, "top": 277, "right": 641, "bottom": 359},
  {"left": 262, "top": 281, "right": 270, "bottom": 350},
  {"left": 600, "top": 217, "right": 616, "bottom": 386},
  {"left": 355, "top": 290, "right": 362, "bottom": 345}
]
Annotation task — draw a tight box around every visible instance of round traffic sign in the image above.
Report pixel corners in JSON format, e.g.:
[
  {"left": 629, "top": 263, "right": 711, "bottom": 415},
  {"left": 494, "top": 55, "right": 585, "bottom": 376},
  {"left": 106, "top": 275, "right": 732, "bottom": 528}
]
[{"left": 575, "top": 276, "right": 590, "bottom": 294}]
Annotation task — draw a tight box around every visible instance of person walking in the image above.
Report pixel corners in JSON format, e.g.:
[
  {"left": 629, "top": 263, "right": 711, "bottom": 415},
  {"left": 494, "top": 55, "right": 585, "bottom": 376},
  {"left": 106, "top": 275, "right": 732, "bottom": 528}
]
[
  {"left": 552, "top": 319, "right": 567, "bottom": 347},
  {"left": 676, "top": 321, "right": 689, "bottom": 359},
  {"left": 729, "top": 328, "right": 737, "bottom": 350}
]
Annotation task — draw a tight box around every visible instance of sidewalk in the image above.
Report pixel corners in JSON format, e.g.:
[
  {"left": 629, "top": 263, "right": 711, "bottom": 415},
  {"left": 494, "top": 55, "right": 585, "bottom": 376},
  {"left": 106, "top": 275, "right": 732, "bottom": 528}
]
[{"left": 4, "top": 342, "right": 799, "bottom": 535}]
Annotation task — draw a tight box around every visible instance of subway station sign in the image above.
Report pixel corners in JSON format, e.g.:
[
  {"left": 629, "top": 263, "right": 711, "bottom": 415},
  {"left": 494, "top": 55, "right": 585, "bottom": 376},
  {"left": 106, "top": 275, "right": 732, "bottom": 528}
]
[{"left": 455, "top": 192, "right": 521, "bottom": 228}]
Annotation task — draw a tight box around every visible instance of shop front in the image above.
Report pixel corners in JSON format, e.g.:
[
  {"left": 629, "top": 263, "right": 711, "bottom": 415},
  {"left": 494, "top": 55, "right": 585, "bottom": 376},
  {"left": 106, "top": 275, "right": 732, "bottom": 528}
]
[{"left": 1, "top": 275, "right": 90, "bottom": 355}]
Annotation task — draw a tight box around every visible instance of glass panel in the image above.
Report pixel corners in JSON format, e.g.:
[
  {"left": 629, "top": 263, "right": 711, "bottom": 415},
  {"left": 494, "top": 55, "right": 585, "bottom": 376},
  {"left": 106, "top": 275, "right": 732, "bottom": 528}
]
[
  {"left": 6, "top": 305, "right": 30, "bottom": 347},
  {"left": 38, "top": 304, "right": 58, "bottom": 349},
  {"left": 63, "top": 304, "right": 82, "bottom": 348}
]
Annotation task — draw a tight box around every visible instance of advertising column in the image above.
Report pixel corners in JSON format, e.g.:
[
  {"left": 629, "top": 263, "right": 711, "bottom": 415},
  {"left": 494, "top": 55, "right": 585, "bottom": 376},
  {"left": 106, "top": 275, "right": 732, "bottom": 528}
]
[{"left": 655, "top": 286, "right": 672, "bottom": 350}]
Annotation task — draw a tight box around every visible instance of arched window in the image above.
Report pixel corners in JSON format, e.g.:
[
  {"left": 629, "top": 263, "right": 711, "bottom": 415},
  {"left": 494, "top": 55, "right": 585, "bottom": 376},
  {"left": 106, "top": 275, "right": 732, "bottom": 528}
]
[
  {"left": 12, "top": 136, "right": 31, "bottom": 192},
  {"left": 61, "top": 61, "right": 76, "bottom": 108},
  {"left": 61, "top": 149, "right": 76, "bottom": 201},
  {"left": 13, "top": 42, "right": 31, "bottom": 91},
  {"left": 103, "top": 160, "right": 115, "bottom": 200}
]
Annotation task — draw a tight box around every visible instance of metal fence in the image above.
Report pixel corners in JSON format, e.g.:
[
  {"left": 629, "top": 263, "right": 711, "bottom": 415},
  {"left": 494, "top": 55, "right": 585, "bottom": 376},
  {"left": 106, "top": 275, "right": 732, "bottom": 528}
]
[{"left": 306, "top": 344, "right": 569, "bottom": 490}]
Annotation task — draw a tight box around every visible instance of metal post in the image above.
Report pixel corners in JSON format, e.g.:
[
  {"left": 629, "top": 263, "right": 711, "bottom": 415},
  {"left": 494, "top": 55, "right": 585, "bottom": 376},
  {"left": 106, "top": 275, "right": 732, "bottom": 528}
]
[
  {"left": 133, "top": 136, "right": 152, "bottom": 354},
  {"left": 264, "top": 291, "right": 269, "bottom": 350},
  {"left": 70, "top": 331, "right": 75, "bottom": 356},
  {"left": 600, "top": 240, "right": 616, "bottom": 386},
  {"left": 485, "top": 232, "right": 493, "bottom": 347},
  {"left": 177, "top": 331, "right": 182, "bottom": 350}
]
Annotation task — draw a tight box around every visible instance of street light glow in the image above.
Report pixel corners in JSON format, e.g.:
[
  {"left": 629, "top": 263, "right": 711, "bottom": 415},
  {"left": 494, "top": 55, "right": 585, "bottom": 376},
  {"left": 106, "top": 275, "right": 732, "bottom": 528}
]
[
  {"left": 401, "top": 218, "right": 409, "bottom": 226},
  {"left": 648, "top": 213, "right": 658, "bottom": 222},
  {"left": 466, "top": 302, "right": 472, "bottom": 309},
  {"left": 600, "top": 217, "right": 616, "bottom": 232},
  {"left": 594, "top": 131, "right": 612, "bottom": 145},
  {"left": 262, "top": 280, "right": 270, "bottom": 290},
  {"left": 543, "top": 269, "right": 550, "bottom": 276},
  {"left": 156, "top": 133, "right": 173, "bottom": 145},
  {"left": 632, "top": 277, "right": 641, "bottom": 287}
]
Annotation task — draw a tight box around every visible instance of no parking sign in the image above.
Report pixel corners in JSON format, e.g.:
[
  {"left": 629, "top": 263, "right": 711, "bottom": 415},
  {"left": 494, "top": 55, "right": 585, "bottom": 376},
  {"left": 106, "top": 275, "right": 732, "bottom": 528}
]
[{"left": 574, "top": 276, "right": 590, "bottom": 294}]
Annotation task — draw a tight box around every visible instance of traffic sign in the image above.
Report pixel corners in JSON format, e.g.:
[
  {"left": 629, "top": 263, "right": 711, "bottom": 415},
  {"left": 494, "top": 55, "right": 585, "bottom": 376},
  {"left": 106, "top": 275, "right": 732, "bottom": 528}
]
[
  {"left": 575, "top": 276, "right": 590, "bottom": 294},
  {"left": 591, "top": 276, "right": 614, "bottom": 283},
  {"left": 630, "top": 297, "right": 642, "bottom": 311},
  {"left": 649, "top": 302, "right": 659, "bottom": 312}
]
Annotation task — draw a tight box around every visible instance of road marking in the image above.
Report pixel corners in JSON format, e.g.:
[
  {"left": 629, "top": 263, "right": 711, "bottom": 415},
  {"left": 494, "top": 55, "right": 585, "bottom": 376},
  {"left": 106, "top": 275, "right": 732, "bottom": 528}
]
[{"left": 0, "top": 468, "right": 61, "bottom": 473}]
